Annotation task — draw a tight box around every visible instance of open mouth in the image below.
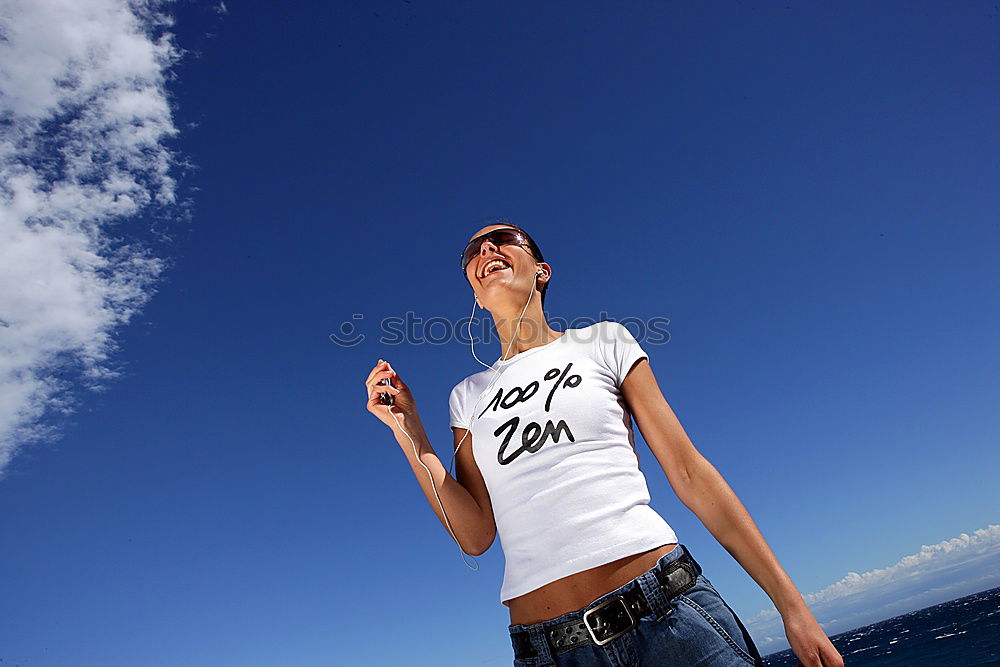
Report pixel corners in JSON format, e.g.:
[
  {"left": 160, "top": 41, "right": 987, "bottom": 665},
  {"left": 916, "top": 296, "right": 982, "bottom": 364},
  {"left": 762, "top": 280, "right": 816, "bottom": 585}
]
[{"left": 480, "top": 258, "right": 511, "bottom": 278}]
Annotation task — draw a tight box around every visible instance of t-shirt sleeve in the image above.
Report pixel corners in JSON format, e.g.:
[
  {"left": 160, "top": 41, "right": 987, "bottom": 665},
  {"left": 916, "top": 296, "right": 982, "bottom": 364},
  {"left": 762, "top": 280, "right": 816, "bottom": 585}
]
[
  {"left": 448, "top": 380, "right": 471, "bottom": 430},
  {"left": 598, "top": 321, "right": 649, "bottom": 388}
]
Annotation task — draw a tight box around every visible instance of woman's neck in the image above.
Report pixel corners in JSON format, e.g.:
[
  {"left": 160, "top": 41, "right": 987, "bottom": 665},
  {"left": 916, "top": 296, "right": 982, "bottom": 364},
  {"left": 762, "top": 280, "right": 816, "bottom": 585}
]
[{"left": 490, "top": 301, "right": 561, "bottom": 360}]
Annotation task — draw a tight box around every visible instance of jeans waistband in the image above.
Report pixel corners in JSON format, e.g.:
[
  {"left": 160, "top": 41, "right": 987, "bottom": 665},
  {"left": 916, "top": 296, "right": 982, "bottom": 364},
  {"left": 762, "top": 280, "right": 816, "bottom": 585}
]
[{"left": 507, "top": 542, "right": 702, "bottom": 638}]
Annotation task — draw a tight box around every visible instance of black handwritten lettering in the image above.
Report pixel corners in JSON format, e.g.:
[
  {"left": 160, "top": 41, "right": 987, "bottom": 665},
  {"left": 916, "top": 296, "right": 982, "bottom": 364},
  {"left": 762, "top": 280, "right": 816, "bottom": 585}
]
[
  {"left": 473, "top": 362, "right": 584, "bottom": 465},
  {"left": 479, "top": 381, "right": 540, "bottom": 419},
  {"left": 543, "top": 363, "right": 582, "bottom": 411},
  {"left": 501, "top": 381, "right": 539, "bottom": 409},
  {"left": 497, "top": 415, "right": 576, "bottom": 465},
  {"left": 540, "top": 419, "right": 573, "bottom": 444}
]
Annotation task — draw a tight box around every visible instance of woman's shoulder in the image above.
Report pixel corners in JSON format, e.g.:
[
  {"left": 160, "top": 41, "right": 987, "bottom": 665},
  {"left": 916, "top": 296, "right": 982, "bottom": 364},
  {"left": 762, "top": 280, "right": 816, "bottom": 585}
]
[
  {"left": 449, "top": 367, "right": 492, "bottom": 396},
  {"left": 562, "top": 320, "right": 626, "bottom": 346}
]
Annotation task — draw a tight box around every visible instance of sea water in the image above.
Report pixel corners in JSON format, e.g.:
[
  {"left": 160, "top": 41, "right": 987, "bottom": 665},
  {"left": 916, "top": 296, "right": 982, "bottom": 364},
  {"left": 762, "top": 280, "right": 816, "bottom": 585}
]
[{"left": 762, "top": 585, "right": 1000, "bottom": 666}]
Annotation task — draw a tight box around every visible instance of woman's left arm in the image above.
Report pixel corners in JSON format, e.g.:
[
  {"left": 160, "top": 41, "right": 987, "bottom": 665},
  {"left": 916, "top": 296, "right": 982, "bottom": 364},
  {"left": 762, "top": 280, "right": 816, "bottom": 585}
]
[{"left": 621, "top": 359, "right": 844, "bottom": 667}]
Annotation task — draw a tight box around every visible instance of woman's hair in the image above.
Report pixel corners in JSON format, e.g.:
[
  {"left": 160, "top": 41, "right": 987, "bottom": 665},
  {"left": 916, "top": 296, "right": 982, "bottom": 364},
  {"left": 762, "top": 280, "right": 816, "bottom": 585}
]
[{"left": 474, "top": 217, "right": 549, "bottom": 309}]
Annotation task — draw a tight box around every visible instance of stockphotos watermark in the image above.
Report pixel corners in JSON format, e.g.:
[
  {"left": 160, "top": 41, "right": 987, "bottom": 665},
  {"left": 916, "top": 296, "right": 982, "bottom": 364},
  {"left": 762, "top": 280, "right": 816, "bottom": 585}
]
[{"left": 328, "top": 312, "right": 670, "bottom": 348}]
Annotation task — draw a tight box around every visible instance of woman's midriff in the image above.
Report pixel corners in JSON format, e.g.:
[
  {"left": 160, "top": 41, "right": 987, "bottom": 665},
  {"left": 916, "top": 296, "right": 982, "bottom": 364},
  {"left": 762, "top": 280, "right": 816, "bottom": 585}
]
[{"left": 506, "top": 543, "right": 679, "bottom": 626}]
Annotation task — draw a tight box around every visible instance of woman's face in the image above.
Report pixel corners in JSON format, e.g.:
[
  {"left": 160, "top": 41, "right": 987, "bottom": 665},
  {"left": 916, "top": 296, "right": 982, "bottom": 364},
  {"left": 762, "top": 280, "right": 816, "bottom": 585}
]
[{"left": 464, "top": 225, "right": 541, "bottom": 306}]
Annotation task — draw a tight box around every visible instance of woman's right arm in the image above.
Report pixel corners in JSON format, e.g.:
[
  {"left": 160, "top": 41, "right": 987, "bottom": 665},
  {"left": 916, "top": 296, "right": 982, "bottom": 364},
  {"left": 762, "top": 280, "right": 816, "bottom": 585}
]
[{"left": 365, "top": 360, "right": 496, "bottom": 555}]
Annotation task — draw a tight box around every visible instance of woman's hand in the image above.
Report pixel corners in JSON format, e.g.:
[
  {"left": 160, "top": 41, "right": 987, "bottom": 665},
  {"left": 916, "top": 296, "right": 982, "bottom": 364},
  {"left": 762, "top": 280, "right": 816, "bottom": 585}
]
[
  {"left": 782, "top": 606, "right": 844, "bottom": 667},
  {"left": 365, "top": 359, "right": 418, "bottom": 432}
]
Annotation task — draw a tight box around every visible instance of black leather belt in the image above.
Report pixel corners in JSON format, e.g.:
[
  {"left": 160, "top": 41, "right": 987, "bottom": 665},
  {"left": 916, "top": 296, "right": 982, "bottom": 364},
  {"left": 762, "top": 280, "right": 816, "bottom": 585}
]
[{"left": 510, "top": 550, "right": 700, "bottom": 659}]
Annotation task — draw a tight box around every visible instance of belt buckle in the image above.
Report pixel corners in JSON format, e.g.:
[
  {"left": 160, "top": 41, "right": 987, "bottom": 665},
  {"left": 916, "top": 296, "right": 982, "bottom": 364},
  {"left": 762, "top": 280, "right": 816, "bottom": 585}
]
[{"left": 582, "top": 594, "right": 634, "bottom": 646}]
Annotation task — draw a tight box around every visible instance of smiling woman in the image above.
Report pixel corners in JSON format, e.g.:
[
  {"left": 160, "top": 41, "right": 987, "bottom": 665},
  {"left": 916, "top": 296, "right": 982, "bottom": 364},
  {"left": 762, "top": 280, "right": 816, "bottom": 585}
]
[
  {"left": 460, "top": 224, "right": 550, "bottom": 308},
  {"left": 364, "top": 221, "right": 843, "bottom": 667}
]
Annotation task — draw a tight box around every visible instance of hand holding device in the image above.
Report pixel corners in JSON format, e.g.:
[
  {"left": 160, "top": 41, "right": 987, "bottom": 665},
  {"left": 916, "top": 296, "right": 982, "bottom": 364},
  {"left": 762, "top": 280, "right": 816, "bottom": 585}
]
[
  {"left": 365, "top": 360, "right": 409, "bottom": 430},
  {"left": 378, "top": 376, "right": 394, "bottom": 406}
]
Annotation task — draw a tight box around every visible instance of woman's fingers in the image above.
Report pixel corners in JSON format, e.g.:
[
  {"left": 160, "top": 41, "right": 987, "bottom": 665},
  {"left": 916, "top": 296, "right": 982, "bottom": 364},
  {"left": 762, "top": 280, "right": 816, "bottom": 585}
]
[
  {"left": 821, "top": 644, "right": 845, "bottom": 667},
  {"left": 366, "top": 384, "right": 397, "bottom": 415},
  {"left": 373, "top": 381, "right": 400, "bottom": 397},
  {"left": 385, "top": 367, "right": 406, "bottom": 390},
  {"left": 364, "top": 365, "right": 393, "bottom": 392},
  {"left": 376, "top": 363, "right": 407, "bottom": 391},
  {"left": 366, "top": 373, "right": 399, "bottom": 400},
  {"left": 365, "top": 363, "right": 403, "bottom": 410},
  {"left": 364, "top": 360, "right": 414, "bottom": 422},
  {"left": 366, "top": 361, "right": 405, "bottom": 390},
  {"left": 793, "top": 646, "right": 829, "bottom": 667},
  {"left": 365, "top": 359, "right": 390, "bottom": 386}
]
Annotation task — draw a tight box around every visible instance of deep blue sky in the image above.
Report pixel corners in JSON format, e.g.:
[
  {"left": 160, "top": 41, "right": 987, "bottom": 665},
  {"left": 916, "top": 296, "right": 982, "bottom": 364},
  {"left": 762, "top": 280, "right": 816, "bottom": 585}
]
[{"left": 2, "top": 1, "right": 998, "bottom": 665}]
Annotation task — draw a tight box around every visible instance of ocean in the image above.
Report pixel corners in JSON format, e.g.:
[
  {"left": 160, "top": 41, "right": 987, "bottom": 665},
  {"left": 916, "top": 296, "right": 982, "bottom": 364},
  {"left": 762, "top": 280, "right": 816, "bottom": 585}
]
[{"left": 762, "top": 585, "right": 1000, "bottom": 666}]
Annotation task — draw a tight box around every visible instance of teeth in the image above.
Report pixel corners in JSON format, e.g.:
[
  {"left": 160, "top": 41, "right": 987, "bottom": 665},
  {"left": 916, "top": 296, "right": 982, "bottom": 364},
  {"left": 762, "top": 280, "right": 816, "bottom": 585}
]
[{"left": 482, "top": 259, "right": 509, "bottom": 277}]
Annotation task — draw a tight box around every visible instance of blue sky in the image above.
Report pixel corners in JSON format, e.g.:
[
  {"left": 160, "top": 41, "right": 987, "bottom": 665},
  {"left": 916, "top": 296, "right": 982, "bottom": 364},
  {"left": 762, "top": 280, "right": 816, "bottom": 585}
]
[{"left": 1, "top": 1, "right": 997, "bottom": 664}]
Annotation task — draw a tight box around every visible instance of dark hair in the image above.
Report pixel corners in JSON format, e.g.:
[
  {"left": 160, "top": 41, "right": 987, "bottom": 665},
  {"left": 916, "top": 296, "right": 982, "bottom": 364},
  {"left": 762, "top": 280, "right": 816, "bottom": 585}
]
[{"left": 472, "top": 217, "right": 549, "bottom": 309}]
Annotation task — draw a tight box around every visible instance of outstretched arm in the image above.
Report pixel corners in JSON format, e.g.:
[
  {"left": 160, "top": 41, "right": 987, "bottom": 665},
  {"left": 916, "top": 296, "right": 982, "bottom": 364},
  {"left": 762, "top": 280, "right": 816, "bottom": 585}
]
[{"left": 621, "top": 358, "right": 843, "bottom": 667}]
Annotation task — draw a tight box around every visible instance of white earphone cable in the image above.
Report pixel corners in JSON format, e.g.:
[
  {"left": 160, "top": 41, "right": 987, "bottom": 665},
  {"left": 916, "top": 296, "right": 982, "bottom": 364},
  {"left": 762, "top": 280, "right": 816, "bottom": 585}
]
[{"left": 387, "top": 270, "right": 542, "bottom": 569}]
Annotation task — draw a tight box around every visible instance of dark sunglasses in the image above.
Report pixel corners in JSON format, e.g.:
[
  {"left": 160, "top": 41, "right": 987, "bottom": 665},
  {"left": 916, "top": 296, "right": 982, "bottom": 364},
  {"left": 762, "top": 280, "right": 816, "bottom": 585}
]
[{"left": 460, "top": 228, "right": 543, "bottom": 274}]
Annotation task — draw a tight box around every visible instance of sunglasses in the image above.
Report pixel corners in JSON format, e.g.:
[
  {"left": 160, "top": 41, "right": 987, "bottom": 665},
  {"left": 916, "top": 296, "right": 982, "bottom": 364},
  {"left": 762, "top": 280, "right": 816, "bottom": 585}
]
[{"left": 460, "top": 228, "right": 543, "bottom": 274}]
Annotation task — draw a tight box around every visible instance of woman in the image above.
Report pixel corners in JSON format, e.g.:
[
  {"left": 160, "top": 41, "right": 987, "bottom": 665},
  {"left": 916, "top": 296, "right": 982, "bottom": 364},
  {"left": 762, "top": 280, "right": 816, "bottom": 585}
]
[{"left": 365, "top": 223, "right": 843, "bottom": 666}]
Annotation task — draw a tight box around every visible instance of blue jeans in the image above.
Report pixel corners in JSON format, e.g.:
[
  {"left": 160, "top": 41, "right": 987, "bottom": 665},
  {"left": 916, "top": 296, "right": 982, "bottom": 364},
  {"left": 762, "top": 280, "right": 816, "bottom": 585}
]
[{"left": 507, "top": 544, "right": 765, "bottom": 666}]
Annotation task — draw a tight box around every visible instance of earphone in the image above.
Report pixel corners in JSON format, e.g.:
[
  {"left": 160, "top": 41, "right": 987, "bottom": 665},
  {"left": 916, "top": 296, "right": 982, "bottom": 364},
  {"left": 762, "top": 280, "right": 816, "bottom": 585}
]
[{"left": 385, "top": 270, "right": 543, "bottom": 569}]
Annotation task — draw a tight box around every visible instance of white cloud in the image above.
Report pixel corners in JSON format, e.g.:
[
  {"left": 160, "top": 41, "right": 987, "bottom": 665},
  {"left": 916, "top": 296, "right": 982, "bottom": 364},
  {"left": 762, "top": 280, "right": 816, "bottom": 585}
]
[
  {"left": 0, "top": 0, "right": 181, "bottom": 473},
  {"left": 745, "top": 524, "right": 1000, "bottom": 653}
]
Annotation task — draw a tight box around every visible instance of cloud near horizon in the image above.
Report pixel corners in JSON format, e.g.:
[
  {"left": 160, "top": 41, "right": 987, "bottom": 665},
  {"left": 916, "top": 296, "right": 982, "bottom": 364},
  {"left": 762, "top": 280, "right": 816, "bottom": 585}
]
[
  {"left": 745, "top": 524, "right": 1000, "bottom": 653},
  {"left": 0, "top": 0, "right": 181, "bottom": 474}
]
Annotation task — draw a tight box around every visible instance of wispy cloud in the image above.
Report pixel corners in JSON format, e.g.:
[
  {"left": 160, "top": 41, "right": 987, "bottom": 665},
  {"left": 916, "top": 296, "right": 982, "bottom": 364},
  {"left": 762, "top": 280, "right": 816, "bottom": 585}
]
[
  {"left": 746, "top": 524, "right": 1000, "bottom": 653},
  {"left": 0, "top": 0, "right": 181, "bottom": 474}
]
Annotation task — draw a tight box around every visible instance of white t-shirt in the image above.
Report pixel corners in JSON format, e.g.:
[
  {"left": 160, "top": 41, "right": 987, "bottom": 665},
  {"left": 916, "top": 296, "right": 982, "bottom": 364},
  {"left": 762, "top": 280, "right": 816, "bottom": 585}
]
[{"left": 448, "top": 320, "right": 679, "bottom": 605}]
